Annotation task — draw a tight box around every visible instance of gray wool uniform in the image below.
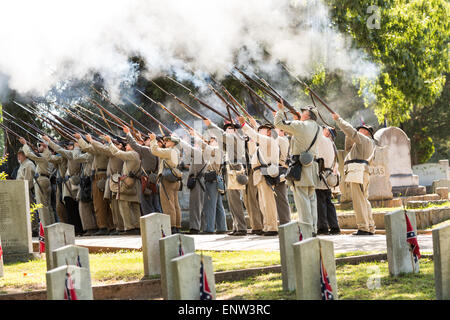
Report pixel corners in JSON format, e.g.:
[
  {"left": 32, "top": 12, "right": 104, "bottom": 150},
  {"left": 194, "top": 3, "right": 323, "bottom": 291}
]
[
  {"left": 16, "top": 158, "right": 36, "bottom": 197},
  {"left": 180, "top": 138, "right": 205, "bottom": 231},
  {"left": 207, "top": 123, "right": 247, "bottom": 232}
]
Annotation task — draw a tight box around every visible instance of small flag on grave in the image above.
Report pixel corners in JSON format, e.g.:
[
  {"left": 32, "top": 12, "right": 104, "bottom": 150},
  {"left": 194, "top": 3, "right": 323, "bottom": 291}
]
[
  {"left": 199, "top": 255, "right": 212, "bottom": 300},
  {"left": 0, "top": 242, "right": 3, "bottom": 260},
  {"left": 298, "top": 226, "right": 303, "bottom": 241},
  {"left": 76, "top": 255, "right": 82, "bottom": 268},
  {"left": 405, "top": 212, "right": 421, "bottom": 263},
  {"left": 39, "top": 221, "right": 45, "bottom": 254},
  {"left": 64, "top": 270, "right": 78, "bottom": 300},
  {"left": 161, "top": 225, "right": 166, "bottom": 238},
  {"left": 320, "top": 248, "right": 334, "bottom": 300}
]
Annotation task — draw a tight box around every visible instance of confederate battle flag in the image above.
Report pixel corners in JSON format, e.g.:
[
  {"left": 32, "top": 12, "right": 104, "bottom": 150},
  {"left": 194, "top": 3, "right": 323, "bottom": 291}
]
[
  {"left": 405, "top": 212, "right": 421, "bottom": 263},
  {"left": 39, "top": 221, "right": 45, "bottom": 254},
  {"left": 0, "top": 241, "right": 3, "bottom": 260},
  {"left": 199, "top": 258, "right": 212, "bottom": 300},
  {"left": 64, "top": 270, "right": 78, "bottom": 300},
  {"left": 320, "top": 251, "right": 334, "bottom": 300},
  {"left": 298, "top": 226, "right": 303, "bottom": 241}
]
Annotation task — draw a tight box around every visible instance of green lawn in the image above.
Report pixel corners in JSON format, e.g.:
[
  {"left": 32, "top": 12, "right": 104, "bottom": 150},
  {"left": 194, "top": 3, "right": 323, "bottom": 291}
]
[
  {"left": 0, "top": 251, "right": 436, "bottom": 300},
  {"left": 216, "top": 258, "right": 436, "bottom": 300}
]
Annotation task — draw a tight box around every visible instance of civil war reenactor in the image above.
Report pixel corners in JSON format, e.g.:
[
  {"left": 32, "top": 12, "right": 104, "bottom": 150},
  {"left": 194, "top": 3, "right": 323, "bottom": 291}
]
[
  {"left": 204, "top": 119, "right": 248, "bottom": 236},
  {"left": 242, "top": 117, "right": 265, "bottom": 235},
  {"left": 332, "top": 113, "right": 376, "bottom": 235},
  {"left": 239, "top": 117, "right": 280, "bottom": 236},
  {"left": 180, "top": 133, "right": 206, "bottom": 234},
  {"left": 76, "top": 133, "right": 115, "bottom": 235},
  {"left": 43, "top": 136, "right": 84, "bottom": 235},
  {"left": 46, "top": 144, "right": 69, "bottom": 224},
  {"left": 103, "top": 134, "right": 142, "bottom": 235},
  {"left": 149, "top": 133, "right": 182, "bottom": 234},
  {"left": 123, "top": 126, "right": 162, "bottom": 215},
  {"left": 189, "top": 130, "right": 228, "bottom": 234},
  {"left": 274, "top": 127, "right": 292, "bottom": 226},
  {"left": 72, "top": 147, "right": 98, "bottom": 236},
  {"left": 315, "top": 126, "right": 340, "bottom": 235},
  {"left": 19, "top": 138, "right": 55, "bottom": 227},
  {"left": 16, "top": 147, "right": 36, "bottom": 201},
  {"left": 86, "top": 134, "right": 125, "bottom": 235},
  {"left": 274, "top": 102, "right": 321, "bottom": 236}
]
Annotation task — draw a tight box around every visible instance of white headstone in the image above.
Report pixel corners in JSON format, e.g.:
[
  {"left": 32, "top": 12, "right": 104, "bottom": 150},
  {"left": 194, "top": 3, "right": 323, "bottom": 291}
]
[
  {"left": 384, "top": 210, "right": 420, "bottom": 276},
  {"left": 46, "top": 265, "right": 93, "bottom": 300},
  {"left": 140, "top": 212, "right": 172, "bottom": 277},
  {"left": 432, "top": 224, "right": 450, "bottom": 300},
  {"left": 368, "top": 145, "right": 393, "bottom": 200},
  {"left": 292, "top": 238, "right": 337, "bottom": 300},
  {"left": 172, "top": 253, "right": 216, "bottom": 300},
  {"left": 44, "top": 223, "right": 75, "bottom": 271},
  {"left": 53, "top": 245, "right": 90, "bottom": 273},
  {"left": 413, "top": 161, "right": 449, "bottom": 187},
  {"left": 0, "top": 180, "right": 34, "bottom": 262},
  {"left": 375, "top": 127, "right": 419, "bottom": 188},
  {"left": 0, "top": 235, "right": 4, "bottom": 277},
  {"left": 160, "top": 234, "right": 195, "bottom": 300},
  {"left": 279, "top": 221, "right": 313, "bottom": 291}
]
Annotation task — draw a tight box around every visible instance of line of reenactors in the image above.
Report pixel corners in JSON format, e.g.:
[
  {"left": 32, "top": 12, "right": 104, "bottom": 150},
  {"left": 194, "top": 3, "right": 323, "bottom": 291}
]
[{"left": 12, "top": 99, "right": 377, "bottom": 237}]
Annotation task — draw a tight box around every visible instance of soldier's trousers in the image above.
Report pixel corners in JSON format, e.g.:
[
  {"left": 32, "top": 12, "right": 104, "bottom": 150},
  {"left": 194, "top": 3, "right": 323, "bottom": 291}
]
[
  {"left": 226, "top": 189, "right": 247, "bottom": 231},
  {"left": 291, "top": 185, "right": 318, "bottom": 233},
  {"left": 189, "top": 180, "right": 204, "bottom": 231},
  {"left": 64, "top": 196, "right": 83, "bottom": 234},
  {"left": 316, "top": 189, "right": 339, "bottom": 231},
  {"left": 159, "top": 179, "right": 182, "bottom": 228},
  {"left": 257, "top": 181, "right": 278, "bottom": 232},
  {"left": 140, "top": 192, "right": 161, "bottom": 215},
  {"left": 56, "top": 184, "right": 68, "bottom": 223},
  {"left": 203, "top": 181, "right": 227, "bottom": 233},
  {"left": 34, "top": 176, "right": 54, "bottom": 227},
  {"left": 110, "top": 198, "right": 124, "bottom": 231},
  {"left": 118, "top": 200, "right": 141, "bottom": 231},
  {"left": 243, "top": 171, "right": 264, "bottom": 231},
  {"left": 79, "top": 200, "right": 97, "bottom": 231},
  {"left": 274, "top": 181, "right": 291, "bottom": 226},
  {"left": 350, "top": 179, "right": 375, "bottom": 233},
  {"left": 93, "top": 173, "right": 114, "bottom": 230}
]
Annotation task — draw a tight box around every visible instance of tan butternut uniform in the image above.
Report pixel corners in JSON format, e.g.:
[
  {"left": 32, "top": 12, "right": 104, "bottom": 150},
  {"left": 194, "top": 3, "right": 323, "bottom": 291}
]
[
  {"left": 242, "top": 123, "right": 279, "bottom": 232},
  {"left": 274, "top": 111, "right": 320, "bottom": 232},
  {"left": 108, "top": 143, "right": 142, "bottom": 231},
  {"left": 16, "top": 158, "right": 35, "bottom": 195},
  {"left": 90, "top": 140, "right": 125, "bottom": 231},
  {"left": 150, "top": 139, "right": 181, "bottom": 228},
  {"left": 336, "top": 117, "right": 376, "bottom": 233},
  {"left": 22, "top": 144, "right": 54, "bottom": 226},
  {"left": 77, "top": 138, "right": 114, "bottom": 230}
]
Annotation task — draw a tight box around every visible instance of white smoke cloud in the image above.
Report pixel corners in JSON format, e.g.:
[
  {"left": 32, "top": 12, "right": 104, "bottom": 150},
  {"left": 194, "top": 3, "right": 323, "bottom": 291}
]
[{"left": 0, "top": 0, "right": 378, "bottom": 103}]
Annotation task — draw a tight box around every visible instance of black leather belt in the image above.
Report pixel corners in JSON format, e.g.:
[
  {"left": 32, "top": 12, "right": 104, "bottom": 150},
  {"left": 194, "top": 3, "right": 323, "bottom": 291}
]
[
  {"left": 344, "top": 159, "right": 368, "bottom": 165},
  {"left": 39, "top": 173, "right": 50, "bottom": 178}
]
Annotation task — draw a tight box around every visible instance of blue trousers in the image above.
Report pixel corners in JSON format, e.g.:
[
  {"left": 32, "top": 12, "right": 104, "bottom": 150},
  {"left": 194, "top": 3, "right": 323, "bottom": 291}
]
[{"left": 203, "top": 181, "right": 227, "bottom": 233}]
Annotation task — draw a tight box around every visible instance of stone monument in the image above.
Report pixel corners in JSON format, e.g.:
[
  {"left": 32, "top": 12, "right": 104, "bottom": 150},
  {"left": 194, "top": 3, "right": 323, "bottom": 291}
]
[
  {"left": 53, "top": 245, "right": 90, "bottom": 273},
  {"left": 171, "top": 253, "right": 215, "bottom": 300},
  {"left": 279, "top": 221, "right": 313, "bottom": 291},
  {"left": 44, "top": 223, "right": 75, "bottom": 271},
  {"left": 432, "top": 224, "right": 449, "bottom": 300},
  {"left": 292, "top": 238, "right": 337, "bottom": 300},
  {"left": 384, "top": 210, "right": 420, "bottom": 275},
  {"left": 375, "top": 127, "right": 425, "bottom": 196},
  {"left": 0, "top": 180, "right": 37, "bottom": 262},
  {"left": 140, "top": 212, "right": 172, "bottom": 277},
  {"left": 160, "top": 234, "right": 195, "bottom": 300},
  {"left": 412, "top": 159, "right": 449, "bottom": 187},
  {"left": 46, "top": 265, "right": 93, "bottom": 300}
]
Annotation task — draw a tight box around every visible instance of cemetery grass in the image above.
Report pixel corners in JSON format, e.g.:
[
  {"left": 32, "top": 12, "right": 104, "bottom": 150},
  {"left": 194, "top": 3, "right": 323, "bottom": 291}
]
[
  {"left": 216, "top": 258, "right": 435, "bottom": 300},
  {"left": 0, "top": 249, "right": 380, "bottom": 294}
]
